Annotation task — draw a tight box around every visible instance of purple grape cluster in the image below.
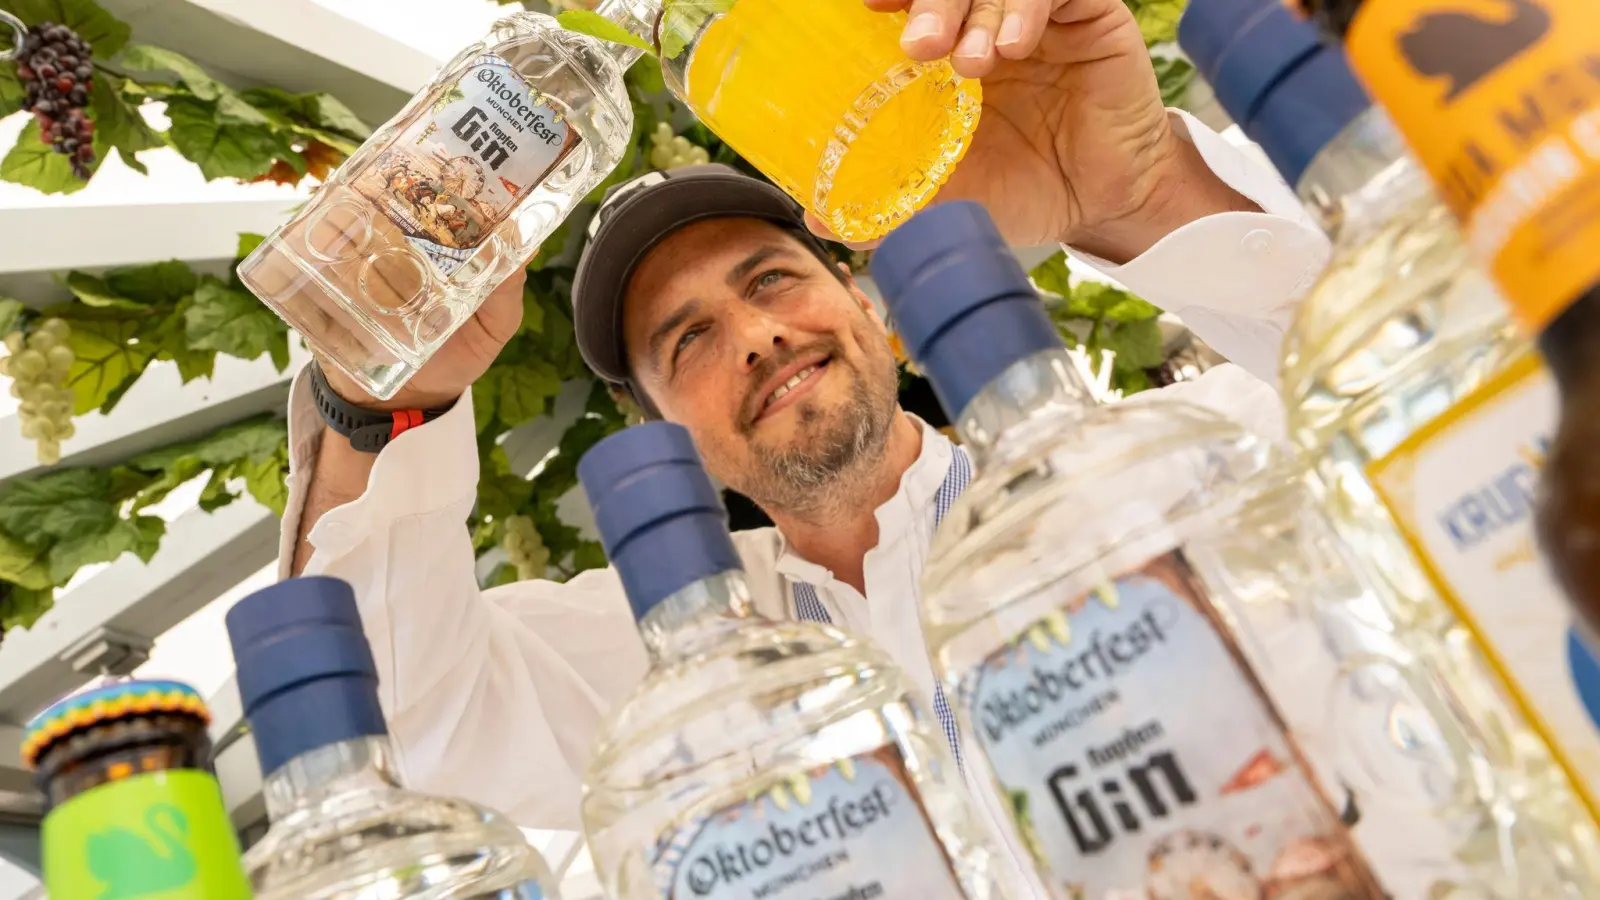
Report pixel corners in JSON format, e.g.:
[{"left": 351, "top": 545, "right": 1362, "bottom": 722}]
[{"left": 16, "top": 22, "right": 96, "bottom": 179}]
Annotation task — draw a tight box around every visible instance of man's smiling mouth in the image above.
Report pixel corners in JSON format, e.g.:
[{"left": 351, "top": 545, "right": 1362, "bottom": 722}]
[{"left": 752, "top": 356, "right": 833, "bottom": 424}]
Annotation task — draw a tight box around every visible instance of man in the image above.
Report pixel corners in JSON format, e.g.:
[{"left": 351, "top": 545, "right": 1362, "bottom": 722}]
[{"left": 281, "top": 0, "right": 1327, "bottom": 835}]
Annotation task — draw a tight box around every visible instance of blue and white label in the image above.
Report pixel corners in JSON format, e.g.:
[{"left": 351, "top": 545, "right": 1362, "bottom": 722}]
[
  {"left": 969, "top": 553, "right": 1372, "bottom": 898},
  {"left": 651, "top": 748, "right": 964, "bottom": 899},
  {"left": 1369, "top": 354, "right": 1600, "bottom": 806},
  {"left": 354, "top": 54, "right": 579, "bottom": 277}
]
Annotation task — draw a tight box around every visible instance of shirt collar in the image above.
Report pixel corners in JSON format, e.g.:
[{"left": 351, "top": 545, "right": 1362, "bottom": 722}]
[{"left": 772, "top": 413, "right": 955, "bottom": 584}]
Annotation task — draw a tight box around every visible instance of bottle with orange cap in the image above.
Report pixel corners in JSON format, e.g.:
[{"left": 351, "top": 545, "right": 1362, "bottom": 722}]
[{"left": 23, "top": 678, "right": 253, "bottom": 899}]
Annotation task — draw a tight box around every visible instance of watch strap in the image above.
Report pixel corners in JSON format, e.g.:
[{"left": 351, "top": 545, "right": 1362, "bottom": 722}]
[{"left": 308, "top": 363, "right": 454, "bottom": 453}]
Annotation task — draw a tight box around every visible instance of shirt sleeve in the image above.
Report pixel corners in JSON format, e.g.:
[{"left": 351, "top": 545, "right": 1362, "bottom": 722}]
[
  {"left": 278, "top": 367, "right": 647, "bottom": 831},
  {"left": 1067, "top": 109, "right": 1333, "bottom": 386}
]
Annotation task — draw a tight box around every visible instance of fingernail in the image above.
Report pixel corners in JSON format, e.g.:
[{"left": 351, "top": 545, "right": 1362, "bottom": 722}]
[
  {"left": 955, "top": 27, "right": 992, "bottom": 59},
  {"left": 997, "top": 13, "right": 1024, "bottom": 47},
  {"left": 902, "top": 13, "right": 941, "bottom": 45}
]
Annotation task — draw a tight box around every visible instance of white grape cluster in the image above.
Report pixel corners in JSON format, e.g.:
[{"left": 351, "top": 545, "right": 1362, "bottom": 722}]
[
  {"left": 502, "top": 515, "right": 551, "bottom": 581},
  {"left": 650, "top": 123, "right": 710, "bottom": 171},
  {"left": 1, "top": 319, "right": 76, "bottom": 465}
]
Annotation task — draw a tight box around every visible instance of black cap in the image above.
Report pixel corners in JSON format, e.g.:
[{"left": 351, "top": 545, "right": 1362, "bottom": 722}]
[
  {"left": 225, "top": 576, "right": 388, "bottom": 776},
  {"left": 571, "top": 165, "right": 833, "bottom": 401},
  {"left": 579, "top": 422, "right": 742, "bottom": 621},
  {"left": 870, "top": 202, "right": 1061, "bottom": 419},
  {"left": 1180, "top": 0, "right": 1370, "bottom": 186}
]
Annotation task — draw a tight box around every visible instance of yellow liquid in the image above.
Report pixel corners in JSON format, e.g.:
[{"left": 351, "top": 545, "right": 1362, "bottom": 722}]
[{"left": 684, "top": 0, "right": 981, "bottom": 243}]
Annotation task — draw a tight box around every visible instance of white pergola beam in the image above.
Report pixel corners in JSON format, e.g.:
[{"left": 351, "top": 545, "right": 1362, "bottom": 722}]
[
  {"left": 98, "top": 0, "right": 427, "bottom": 125},
  {"left": 0, "top": 198, "right": 305, "bottom": 300},
  {"left": 0, "top": 346, "right": 310, "bottom": 486}
]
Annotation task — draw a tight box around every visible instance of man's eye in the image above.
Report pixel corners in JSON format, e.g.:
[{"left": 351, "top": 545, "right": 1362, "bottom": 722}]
[
  {"left": 675, "top": 327, "right": 703, "bottom": 355},
  {"left": 754, "top": 270, "right": 787, "bottom": 291}
]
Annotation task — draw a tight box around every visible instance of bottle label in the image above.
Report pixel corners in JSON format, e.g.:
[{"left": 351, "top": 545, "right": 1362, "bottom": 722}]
[
  {"left": 353, "top": 54, "right": 582, "bottom": 277},
  {"left": 41, "top": 769, "right": 252, "bottom": 899},
  {"left": 968, "top": 552, "right": 1369, "bottom": 897},
  {"left": 649, "top": 746, "right": 966, "bottom": 899},
  {"left": 1368, "top": 351, "right": 1600, "bottom": 808},
  {"left": 1345, "top": 0, "right": 1600, "bottom": 330}
]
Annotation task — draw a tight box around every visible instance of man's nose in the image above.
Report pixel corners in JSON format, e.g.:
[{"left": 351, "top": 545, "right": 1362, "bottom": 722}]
[{"left": 730, "top": 306, "right": 792, "bottom": 370}]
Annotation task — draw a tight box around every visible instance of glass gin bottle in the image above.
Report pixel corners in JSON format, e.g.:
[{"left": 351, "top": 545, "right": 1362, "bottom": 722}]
[
  {"left": 870, "top": 201, "right": 1398, "bottom": 899},
  {"left": 237, "top": 3, "right": 649, "bottom": 400},
  {"left": 1180, "top": 0, "right": 1600, "bottom": 895},
  {"left": 576, "top": 422, "right": 1022, "bottom": 899},
  {"left": 225, "top": 576, "right": 560, "bottom": 899}
]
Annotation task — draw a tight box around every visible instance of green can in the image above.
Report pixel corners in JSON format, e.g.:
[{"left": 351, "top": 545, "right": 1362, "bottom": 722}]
[{"left": 23, "top": 679, "right": 253, "bottom": 899}]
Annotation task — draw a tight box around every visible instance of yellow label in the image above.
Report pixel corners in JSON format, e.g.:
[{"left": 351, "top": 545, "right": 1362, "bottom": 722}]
[{"left": 1347, "top": 0, "right": 1600, "bottom": 330}]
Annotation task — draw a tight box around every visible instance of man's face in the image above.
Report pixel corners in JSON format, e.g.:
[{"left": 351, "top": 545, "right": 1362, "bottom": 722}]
[{"left": 621, "top": 218, "right": 901, "bottom": 516}]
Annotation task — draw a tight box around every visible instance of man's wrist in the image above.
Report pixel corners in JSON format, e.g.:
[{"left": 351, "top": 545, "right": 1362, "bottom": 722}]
[
  {"left": 1064, "top": 130, "right": 1262, "bottom": 266},
  {"left": 310, "top": 362, "right": 458, "bottom": 453},
  {"left": 317, "top": 359, "right": 462, "bottom": 414}
]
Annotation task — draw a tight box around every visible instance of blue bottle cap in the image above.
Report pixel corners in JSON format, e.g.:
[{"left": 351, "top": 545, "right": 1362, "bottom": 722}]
[
  {"left": 869, "top": 201, "right": 1061, "bottom": 419},
  {"left": 579, "top": 422, "right": 742, "bottom": 622},
  {"left": 1179, "top": 0, "right": 1371, "bottom": 186},
  {"left": 225, "top": 576, "right": 388, "bottom": 776}
]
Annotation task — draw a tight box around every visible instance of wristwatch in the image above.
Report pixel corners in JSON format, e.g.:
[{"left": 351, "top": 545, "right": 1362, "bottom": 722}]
[{"left": 308, "top": 362, "right": 456, "bottom": 453}]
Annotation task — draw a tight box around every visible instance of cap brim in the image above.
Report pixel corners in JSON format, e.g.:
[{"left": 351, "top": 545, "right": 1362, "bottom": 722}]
[{"left": 572, "top": 171, "right": 810, "bottom": 384}]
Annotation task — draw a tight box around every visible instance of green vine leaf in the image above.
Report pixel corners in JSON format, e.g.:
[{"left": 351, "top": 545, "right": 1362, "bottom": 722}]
[
  {"left": 129, "top": 456, "right": 204, "bottom": 511},
  {"left": 61, "top": 314, "right": 156, "bottom": 414},
  {"left": 119, "top": 43, "right": 228, "bottom": 101},
  {"left": 106, "top": 260, "right": 198, "bottom": 306},
  {"left": 0, "top": 468, "right": 117, "bottom": 544},
  {"left": 556, "top": 9, "right": 654, "bottom": 53},
  {"left": 236, "top": 233, "right": 266, "bottom": 261},
  {"left": 1028, "top": 251, "right": 1074, "bottom": 299},
  {"left": 91, "top": 76, "right": 164, "bottom": 176},
  {"left": 46, "top": 514, "right": 164, "bottom": 584},
  {"left": 1, "top": 120, "right": 96, "bottom": 194},
  {"left": 0, "top": 298, "right": 22, "bottom": 336},
  {"left": 1, "top": 584, "right": 54, "bottom": 632},
  {"left": 184, "top": 275, "right": 289, "bottom": 367},
  {"left": 150, "top": 296, "right": 215, "bottom": 383},
  {"left": 239, "top": 87, "right": 372, "bottom": 140},
  {"left": 1125, "top": 0, "right": 1183, "bottom": 46},
  {"left": 63, "top": 271, "right": 148, "bottom": 309},
  {"left": 0, "top": 68, "right": 23, "bottom": 119},
  {"left": 163, "top": 95, "right": 288, "bottom": 182},
  {"left": 0, "top": 530, "right": 52, "bottom": 592},
  {"left": 487, "top": 362, "right": 562, "bottom": 427},
  {"left": 1152, "top": 55, "right": 1194, "bottom": 108},
  {"left": 7, "top": 0, "right": 132, "bottom": 59},
  {"left": 240, "top": 452, "right": 289, "bottom": 517},
  {"left": 1104, "top": 317, "right": 1165, "bottom": 371}
]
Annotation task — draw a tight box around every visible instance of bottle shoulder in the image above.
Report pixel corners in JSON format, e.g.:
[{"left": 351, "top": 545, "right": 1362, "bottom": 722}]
[
  {"left": 927, "top": 402, "right": 1272, "bottom": 607},
  {"left": 245, "top": 786, "right": 538, "bottom": 898}
]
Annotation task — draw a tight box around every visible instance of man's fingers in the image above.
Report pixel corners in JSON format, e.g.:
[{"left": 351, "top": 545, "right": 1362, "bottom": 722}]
[
  {"left": 995, "top": 0, "right": 1053, "bottom": 59},
  {"left": 950, "top": 0, "right": 1006, "bottom": 77},
  {"left": 898, "top": 0, "right": 969, "bottom": 60}
]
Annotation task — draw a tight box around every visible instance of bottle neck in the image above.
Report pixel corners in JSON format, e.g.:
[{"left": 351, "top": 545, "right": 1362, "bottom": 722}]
[
  {"left": 637, "top": 570, "right": 753, "bottom": 663},
  {"left": 263, "top": 735, "right": 403, "bottom": 822},
  {"left": 595, "top": 0, "right": 659, "bottom": 69},
  {"left": 1293, "top": 106, "right": 1436, "bottom": 241},
  {"left": 953, "top": 348, "right": 1093, "bottom": 467}
]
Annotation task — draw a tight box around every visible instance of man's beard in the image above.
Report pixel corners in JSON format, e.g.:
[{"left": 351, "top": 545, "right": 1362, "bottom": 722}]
[{"left": 737, "top": 332, "right": 899, "bottom": 519}]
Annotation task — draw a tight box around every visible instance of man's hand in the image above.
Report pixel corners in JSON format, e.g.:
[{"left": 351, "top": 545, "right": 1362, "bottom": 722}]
[
  {"left": 320, "top": 266, "right": 527, "bottom": 411},
  {"left": 813, "top": 0, "right": 1257, "bottom": 263}
]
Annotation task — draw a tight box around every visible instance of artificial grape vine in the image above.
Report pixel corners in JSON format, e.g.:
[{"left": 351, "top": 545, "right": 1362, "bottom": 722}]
[
  {"left": 15, "top": 22, "right": 97, "bottom": 179},
  {"left": 502, "top": 515, "right": 552, "bottom": 581},
  {"left": 649, "top": 123, "right": 710, "bottom": 171},
  {"left": 1, "top": 319, "right": 77, "bottom": 465}
]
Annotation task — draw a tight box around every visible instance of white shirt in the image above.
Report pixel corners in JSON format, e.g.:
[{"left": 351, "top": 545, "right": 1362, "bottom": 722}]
[{"left": 276, "top": 110, "right": 1330, "bottom": 833}]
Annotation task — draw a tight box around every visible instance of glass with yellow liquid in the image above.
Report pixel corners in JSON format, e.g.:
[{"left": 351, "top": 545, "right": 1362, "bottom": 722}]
[{"left": 648, "top": 0, "right": 982, "bottom": 243}]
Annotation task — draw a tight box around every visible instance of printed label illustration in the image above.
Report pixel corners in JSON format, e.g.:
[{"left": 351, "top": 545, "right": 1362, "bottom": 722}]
[
  {"left": 969, "top": 552, "right": 1370, "bottom": 899},
  {"left": 354, "top": 54, "right": 581, "bottom": 277},
  {"left": 651, "top": 746, "right": 965, "bottom": 899},
  {"left": 1369, "top": 352, "right": 1600, "bottom": 807},
  {"left": 1346, "top": 0, "right": 1600, "bottom": 330},
  {"left": 42, "top": 769, "right": 252, "bottom": 899}
]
